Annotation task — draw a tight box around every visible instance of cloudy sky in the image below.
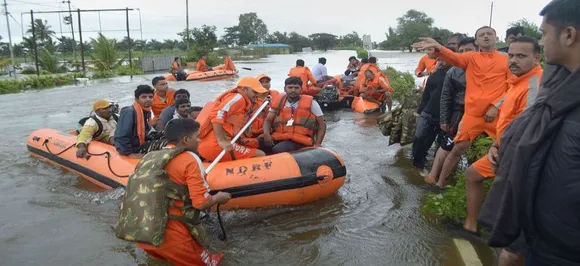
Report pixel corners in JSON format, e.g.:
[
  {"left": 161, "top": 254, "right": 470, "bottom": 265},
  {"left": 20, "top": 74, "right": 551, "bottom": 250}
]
[{"left": 3, "top": 0, "right": 548, "bottom": 44}]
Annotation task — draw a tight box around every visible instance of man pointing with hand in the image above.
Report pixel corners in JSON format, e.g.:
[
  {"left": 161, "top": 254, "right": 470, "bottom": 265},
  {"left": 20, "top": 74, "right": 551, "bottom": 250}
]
[{"left": 415, "top": 26, "right": 512, "bottom": 189}]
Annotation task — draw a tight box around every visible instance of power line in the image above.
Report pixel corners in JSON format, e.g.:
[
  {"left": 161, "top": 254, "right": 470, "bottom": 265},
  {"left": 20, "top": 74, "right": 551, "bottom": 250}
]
[{"left": 10, "top": 0, "right": 61, "bottom": 8}]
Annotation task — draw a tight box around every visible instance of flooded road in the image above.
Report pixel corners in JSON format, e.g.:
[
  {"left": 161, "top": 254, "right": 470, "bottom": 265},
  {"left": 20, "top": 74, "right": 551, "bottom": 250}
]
[{"left": 0, "top": 50, "right": 484, "bottom": 265}]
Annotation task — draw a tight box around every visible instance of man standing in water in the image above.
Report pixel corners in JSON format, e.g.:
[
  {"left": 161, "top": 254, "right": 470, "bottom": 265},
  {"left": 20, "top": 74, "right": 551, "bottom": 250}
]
[
  {"left": 480, "top": 1, "right": 580, "bottom": 265},
  {"left": 417, "top": 26, "right": 511, "bottom": 189},
  {"left": 116, "top": 118, "right": 231, "bottom": 266}
]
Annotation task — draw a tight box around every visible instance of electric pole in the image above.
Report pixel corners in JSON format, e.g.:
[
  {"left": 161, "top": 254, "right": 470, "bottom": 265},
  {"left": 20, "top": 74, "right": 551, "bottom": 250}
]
[
  {"left": 489, "top": 1, "right": 494, "bottom": 27},
  {"left": 3, "top": 0, "right": 16, "bottom": 78},
  {"left": 186, "top": 0, "right": 189, "bottom": 57},
  {"left": 62, "top": 0, "right": 76, "bottom": 60}
]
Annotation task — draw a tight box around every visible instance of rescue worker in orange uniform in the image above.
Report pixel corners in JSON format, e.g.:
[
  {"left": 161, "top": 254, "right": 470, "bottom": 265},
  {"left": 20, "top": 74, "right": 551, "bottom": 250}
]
[
  {"left": 246, "top": 74, "right": 281, "bottom": 138},
  {"left": 415, "top": 44, "right": 438, "bottom": 77},
  {"left": 170, "top": 57, "right": 187, "bottom": 81},
  {"left": 288, "top": 59, "right": 319, "bottom": 96},
  {"left": 223, "top": 56, "right": 237, "bottom": 72},
  {"left": 262, "top": 76, "right": 327, "bottom": 154},
  {"left": 137, "top": 118, "right": 232, "bottom": 266},
  {"left": 196, "top": 56, "right": 212, "bottom": 72},
  {"left": 463, "top": 37, "right": 542, "bottom": 264},
  {"left": 151, "top": 76, "right": 176, "bottom": 118},
  {"left": 417, "top": 26, "right": 511, "bottom": 189},
  {"left": 361, "top": 69, "right": 394, "bottom": 112},
  {"left": 354, "top": 57, "right": 381, "bottom": 94},
  {"left": 197, "top": 77, "right": 268, "bottom": 162}
]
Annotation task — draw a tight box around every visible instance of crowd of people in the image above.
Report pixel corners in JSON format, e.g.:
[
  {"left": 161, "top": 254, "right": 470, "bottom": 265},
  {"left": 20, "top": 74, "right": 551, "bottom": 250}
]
[
  {"left": 80, "top": 0, "right": 580, "bottom": 264},
  {"left": 410, "top": 0, "right": 580, "bottom": 265}
]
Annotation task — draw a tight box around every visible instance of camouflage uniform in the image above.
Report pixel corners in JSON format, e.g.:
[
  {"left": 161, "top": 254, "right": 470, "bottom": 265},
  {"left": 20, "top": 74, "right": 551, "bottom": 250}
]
[{"left": 115, "top": 148, "right": 210, "bottom": 248}]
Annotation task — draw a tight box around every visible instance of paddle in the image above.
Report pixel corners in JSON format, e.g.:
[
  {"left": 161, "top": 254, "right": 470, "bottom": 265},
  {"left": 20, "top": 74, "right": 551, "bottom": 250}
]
[
  {"left": 241, "top": 67, "right": 252, "bottom": 71},
  {"left": 203, "top": 99, "right": 270, "bottom": 241},
  {"left": 204, "top": 99, "right": 269, "bottom": 174}
]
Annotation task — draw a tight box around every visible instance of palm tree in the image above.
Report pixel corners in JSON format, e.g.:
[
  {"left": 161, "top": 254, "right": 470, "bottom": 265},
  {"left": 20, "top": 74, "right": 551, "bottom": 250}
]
[
  {"left": 38, "top": 47, "right": 61, "bottom": 73},
  {"left": 90, "top": 33, "right": 124, "bottom": 72},
  {"left": 26, "top": 19, "right": 56, "bottom": 48}
]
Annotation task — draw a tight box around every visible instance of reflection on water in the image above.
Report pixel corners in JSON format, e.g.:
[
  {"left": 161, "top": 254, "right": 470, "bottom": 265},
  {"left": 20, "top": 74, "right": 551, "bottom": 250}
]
[{"left": 0, "top": 50, "right": 491, "bottom": 265}]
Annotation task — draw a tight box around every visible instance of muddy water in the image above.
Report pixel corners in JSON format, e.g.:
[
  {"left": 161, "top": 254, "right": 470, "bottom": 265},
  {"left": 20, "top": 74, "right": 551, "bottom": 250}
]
[{"left": 0, "top": 50, "right": 489, "bottom": 265}]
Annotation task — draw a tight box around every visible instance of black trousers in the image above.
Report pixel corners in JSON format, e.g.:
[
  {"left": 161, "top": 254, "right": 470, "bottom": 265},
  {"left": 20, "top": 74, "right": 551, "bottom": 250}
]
[{"left": 412, "top": 111, "right": 441, "bottom": 168}]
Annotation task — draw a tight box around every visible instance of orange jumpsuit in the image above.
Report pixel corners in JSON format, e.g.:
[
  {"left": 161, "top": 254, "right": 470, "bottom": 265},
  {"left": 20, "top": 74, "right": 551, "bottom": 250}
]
[
  {"left": 138, "top": 147, "right": 223, "bottom": 266},
  {"left": 152, "top": 90, "right": 176, "bottom": 118},
  {"left": 415, "top": 54, "right": 437, "bottom": 76},
  {"left": 196, "top": 59, "right": 209, "bottom": 72},
  {"left": 472, "top": 66, "right": 542, "bottom": 178},
  {"left": 361, "top": 72, "right": 393, "bottom": 101},
  {"left": 223, "top": 57, "right": 236, "bottom": 71},
  {"left": 198, "top": 91, "right": 258, "bottom": 161},
  {"left": 288, "top": 66, "right": 318, "bottom": 95},
  {"left": 355, "top": 63, "right": 380, "bottom": 91},
  {"left": 248, "top": 89, "right": 281, "bottom": 138},
  {"left": 435, "top": 46, "right": 512, "bottom": 142}
]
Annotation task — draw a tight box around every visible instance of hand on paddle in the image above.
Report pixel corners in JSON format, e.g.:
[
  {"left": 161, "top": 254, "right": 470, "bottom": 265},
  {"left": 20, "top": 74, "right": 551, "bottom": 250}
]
[
  {"left": 416, "top": 37, "right": 442, "bottom": 51},
  {"left": 218, "top": 139, "right": 233, "bottom": 153},
  {"left": 214, "top": 192, "right": 232, "bottom": 204},
  {"left": 485, "top": 106, "right": 499, "bottom": 122}
]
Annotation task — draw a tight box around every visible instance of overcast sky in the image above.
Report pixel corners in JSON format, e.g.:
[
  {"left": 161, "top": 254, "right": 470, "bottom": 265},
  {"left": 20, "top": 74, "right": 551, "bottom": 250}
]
[{"left": 3, "top": 0, "right": 548, "bottom": 44}]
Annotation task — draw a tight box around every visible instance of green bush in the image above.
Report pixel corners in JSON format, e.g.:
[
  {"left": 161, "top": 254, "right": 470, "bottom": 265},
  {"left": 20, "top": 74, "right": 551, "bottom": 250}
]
[
  {"left": 116, "top": 65, "right": 144, "bottom": 76},
  {"left": 91, "top": 70, "right": 116, "bottom": 79},
  {"left": 0, "top": 73, "right": 79, "bottom": 95},
  {"left": 383, "top": 67, "right": 416, "bottom": 102},
  {"left": 356, "top": 48, "right": 368, "bottom": 59},
  {"left": 421, "top": 135, "right": 494, "bottom": 223},
  {"left": 21, "top": 67, "right": 37, "bottom": 74}
]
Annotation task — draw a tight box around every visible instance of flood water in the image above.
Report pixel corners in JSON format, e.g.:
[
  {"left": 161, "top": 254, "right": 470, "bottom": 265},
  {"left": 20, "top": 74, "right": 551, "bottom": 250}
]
[{"left": 0, "top": 50, "right": 493, "bottom": 265}]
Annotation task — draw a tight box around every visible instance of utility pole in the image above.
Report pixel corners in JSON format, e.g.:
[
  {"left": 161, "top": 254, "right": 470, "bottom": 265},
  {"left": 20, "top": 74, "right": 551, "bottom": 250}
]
[
  {"left": 186, "top": 0, "right": 189, "bottom": 57},
  {"left": 489, "top": 1, "right": 494, "bottom": 27},
  {"left": 2, "top": 0, "right": 16, "bottom": 78},
  {"left": 98, "top": 11, "right": 102, "bottom": 33},
  {"left": 62, "top": 0, "right": 76, "bottom": 60}
]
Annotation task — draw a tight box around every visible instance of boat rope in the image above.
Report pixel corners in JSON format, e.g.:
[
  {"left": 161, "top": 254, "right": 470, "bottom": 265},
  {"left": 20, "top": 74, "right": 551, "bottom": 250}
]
[
  {"left": 86, "top": 151, "right": 130, "bottom": 178},
  {"left": 216, "top": 203, "right": 227, "bottom": 241},
  {"left": 42, "top": 139, "right": 76, "bottom": 156}
]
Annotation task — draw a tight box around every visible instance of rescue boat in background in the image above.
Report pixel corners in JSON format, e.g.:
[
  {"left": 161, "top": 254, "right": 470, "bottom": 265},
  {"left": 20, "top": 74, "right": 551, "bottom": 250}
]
[{"left": 26, "top": 129, "right": 346, "bottom": 210}]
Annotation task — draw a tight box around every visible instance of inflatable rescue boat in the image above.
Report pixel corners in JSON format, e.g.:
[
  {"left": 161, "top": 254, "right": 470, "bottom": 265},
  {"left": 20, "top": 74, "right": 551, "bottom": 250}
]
[
  {"left": 164, "top": 69, "right": 237, "bottom": 82},
  {"left": 27, "top": 129, "right": 346, "bottom": 210},
  {"left": 351, "top": 96, "right": 381, "bottom": 114}
]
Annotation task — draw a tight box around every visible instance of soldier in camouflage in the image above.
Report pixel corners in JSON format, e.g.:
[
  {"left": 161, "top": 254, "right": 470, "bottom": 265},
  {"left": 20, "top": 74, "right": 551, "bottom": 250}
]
[{"left": 115, "top": 118, "right": 231, "bottom": 266}]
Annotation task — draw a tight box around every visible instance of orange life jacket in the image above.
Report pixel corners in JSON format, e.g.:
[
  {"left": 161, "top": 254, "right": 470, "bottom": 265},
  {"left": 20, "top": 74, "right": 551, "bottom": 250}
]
[
  {"left": 199, "top": 88, "right": 253, "bottom": 139},
  {"left": 289, "top": 67, "right": 312, "bottom": 91},
  {"left": 246, "top": 90, "right": 281, "bottom": 138},
  {"left": 270, "top": 94, "right": 317, "bottom": 146}
]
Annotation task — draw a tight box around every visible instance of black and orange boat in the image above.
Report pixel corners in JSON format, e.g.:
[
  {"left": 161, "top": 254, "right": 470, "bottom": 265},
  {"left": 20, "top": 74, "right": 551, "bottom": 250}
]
[{"left": 27, "top": 129, "right": 346, "bottom": 210}]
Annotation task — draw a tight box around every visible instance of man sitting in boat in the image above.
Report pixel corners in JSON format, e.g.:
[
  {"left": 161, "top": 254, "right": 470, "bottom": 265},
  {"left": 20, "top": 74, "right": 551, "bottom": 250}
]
[
  {"left": 196, "top": 56, "right": 213, "bottom": 72},
  {"left": 361, "top": 69, "right": 394, "bottom": 112},
  {"left": 170, "top": 57, "right": 187, "bottom": 81},
  {"left": 354, "top": 57, "right": 380, "bottom": 94},
  {"left": 197, "top": 76, "right": 268, "bottom": 162},
  {"left": 151, "top": 76, "right": 176, "bottom": 120},
  {"left": 223, "top": 56, "right": 237, "bottom": 72},
  {"left": 115, "top": 118, "right": 231, "bottom": 266},
  {"left": 288, "top": 59, "right": 319, "bottom": 96},
  {"left": 114, "top": 85, "right": 155, "bottom": 159},
  {"left": 261, "top": 76, "right": 327, "bottom": 154},
  {"left": 155, "top": 89, "right": 190, "bottom": 131},
  {"left": 344, "top": 56, "right": 362, "bottom": 77},
  {"left": 246, "top": 74, "right": 281, "bottom": 138},
  {"left": 75, "top": 99, "right": 118, "bottom": 158}
]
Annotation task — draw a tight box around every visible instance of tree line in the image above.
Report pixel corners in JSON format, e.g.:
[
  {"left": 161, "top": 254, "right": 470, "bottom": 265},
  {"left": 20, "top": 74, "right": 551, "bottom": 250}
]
[{"left": 0, "top": 10, "right": 543, "bottom": 62}]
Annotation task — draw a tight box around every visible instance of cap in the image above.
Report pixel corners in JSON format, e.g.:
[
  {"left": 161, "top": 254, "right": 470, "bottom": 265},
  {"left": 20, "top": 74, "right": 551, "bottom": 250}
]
[
  {"left": 93, "top": 99, "right": 112, "bottom": 111},
  {"left": 237, "top": 76, "right": 267, "bottom": 94},
  {"left": 256, "top": 74, "right": 271, "bottom": 82}
]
